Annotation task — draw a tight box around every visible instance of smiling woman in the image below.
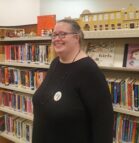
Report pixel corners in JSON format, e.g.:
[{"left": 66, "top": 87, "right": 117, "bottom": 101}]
[
  {"left": 51, "top": 19, "right": 85, "bottom": 63},
  {"left": 32, "top": 18, "right": 114, "bottom": 143}
]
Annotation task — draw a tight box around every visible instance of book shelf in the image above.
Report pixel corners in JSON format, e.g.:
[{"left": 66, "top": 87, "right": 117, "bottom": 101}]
[
  {"left": 0, "top": 36, "right": 51, "bottom": 42},
  {"left": 0, "top": 84, "right": 35, "bottom": 94},
  {"left": 113, "top": 106, "right": 139, "bottom": 117},
  {"left": 0, "top": 106, "right": 33, "bottom": 121},
  {"left": 0, "top": 36, "right": 51, "bottom": 143},
  {"left": 1, "top": 30, "right": 139, "bottom": 142},
  {"left": 0, "top": 61, "right": 50, "bottom": 69},
  {"left": 84, "top": 29, "right": 139, "bottom": 143},
  {"left": 84, "top": 29, "right": 139, "bottom": 39}
]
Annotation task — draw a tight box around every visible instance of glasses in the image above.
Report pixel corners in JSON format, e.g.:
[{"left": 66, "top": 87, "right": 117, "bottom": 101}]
[{"left": 51, "top": 32, "right": 78, "bottom": 39}]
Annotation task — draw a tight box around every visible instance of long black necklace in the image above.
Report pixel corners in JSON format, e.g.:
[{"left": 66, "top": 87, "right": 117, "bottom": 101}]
[{"left": 53, "top": 49, "right": 81, "bottom": 102}]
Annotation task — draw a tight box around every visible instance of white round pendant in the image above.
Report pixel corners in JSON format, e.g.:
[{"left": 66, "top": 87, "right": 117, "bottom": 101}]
[{"left": 54, "top": 91, "right": 62, "bottom": 101}]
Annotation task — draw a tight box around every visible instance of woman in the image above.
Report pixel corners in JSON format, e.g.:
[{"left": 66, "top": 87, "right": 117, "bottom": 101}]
[{"left": 32, "top": 19, "right": 113, "bottom": 143}]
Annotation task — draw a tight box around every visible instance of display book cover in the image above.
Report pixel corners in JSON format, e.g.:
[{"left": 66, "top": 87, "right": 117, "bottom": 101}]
[
  {"left": 86, "top": 40, "right": 115, "bottom": 67},
  {"left": 123, "top": 44, "right": 139, "bottom": 68}
]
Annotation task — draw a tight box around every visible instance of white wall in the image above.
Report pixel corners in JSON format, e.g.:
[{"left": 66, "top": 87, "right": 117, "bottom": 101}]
[
  {"left": 40, "top": 0, "right": 139, "bottom": 20},
  {"left": 1, "top": 0, "right": 139, "bottom": 26},
  {"left": 0, "top": 0, "right": 40, "bottom": 26}
]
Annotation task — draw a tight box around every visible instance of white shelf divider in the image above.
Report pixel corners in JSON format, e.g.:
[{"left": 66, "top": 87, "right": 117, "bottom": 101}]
[
  {"left": 0, "top": 61, "right": 50, "bottom": 69},
  {"left": 84, "top": 29, "right": 139, "bottom": 39},
  {"left": 0, "top": 106, "right": 33, "bottom": 121},
  {"left": 1, "top": 29, "right": 139, "bottom": 42},
  {"left": 113, "top": 106, "right": 139, "bottom": 117},
  {"left": 0, "top": 36, "right": 51, "bottom": 41},
  {"left": 0, "top": 84, "right": 35, "bottom": 94},
  {"left": 100, "top": 66, "right": 139, "bottom": 72}
]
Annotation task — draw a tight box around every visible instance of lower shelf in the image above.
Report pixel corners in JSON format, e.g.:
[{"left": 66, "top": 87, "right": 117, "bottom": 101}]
[
  {"left": 0, "top": 106, "right": 33, "bottom": 121},
  {"left": 1, "top": 105, "right": 139, "bottom": 143},
  {"left": 0, "top": 132, "right": 128, "bottom": 143},
  {"left": 113, "top": 105, "right": 139, "bottom": 117},
  {"left": 0, "top": 84, "right": 35, "bottom": 94},
  {"left": 113, "top": 140, "right": 128, "bottom": 143},
  {"left": 0, "top": 132, "right": 24, "bottom": 143}
]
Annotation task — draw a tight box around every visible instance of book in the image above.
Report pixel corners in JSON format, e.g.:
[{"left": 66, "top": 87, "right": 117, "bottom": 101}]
[
  {"left": 22, "top": 120, "right": 32, "bottom": 143},
  {"left": 86, "top": 40, "right": 116, "bottom": 67},
  {"left": 133, "top": 80, "right": 139, "bottom": 111},
  {"left": 123, "top": 44, "right": 139, "bottom": 68},
  {"left": 0, "top": 46, "right": 5, "bottom": 61},
  {"left": 0, "top": 115, "right": 5, "bottom": 132},
  {"left": 37, "top": 15, "right": 56, "bottom": 36}
]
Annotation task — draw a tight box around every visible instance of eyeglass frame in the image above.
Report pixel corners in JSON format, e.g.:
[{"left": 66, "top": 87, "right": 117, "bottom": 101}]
[{"left": 51, "top": 32, "right": 78, "bottom": 39}]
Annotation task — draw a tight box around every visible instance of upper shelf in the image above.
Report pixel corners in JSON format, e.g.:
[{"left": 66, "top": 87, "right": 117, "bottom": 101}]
[
  {"left": 100, "top": 66, "right": 139, "bottom": 72},
  {"left": 1, "top": 29, "right": 139, "bottom": 42},
  {"left": 0, "top": 36, "right": 51, "bottom": 42},
  {"left": 113, "top": 105, "right": 139, "bottom": 117},
  {"left": 0, "top": 61, "right": 50, "bottom": 69},
  {"left": 84, "top": 29, "right": 139, "bottom": 39}
]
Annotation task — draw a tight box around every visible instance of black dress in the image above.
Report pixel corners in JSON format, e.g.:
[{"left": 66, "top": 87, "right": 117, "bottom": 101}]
[{"left": 32, "top": 56, "right": 113, "bottom": 143}]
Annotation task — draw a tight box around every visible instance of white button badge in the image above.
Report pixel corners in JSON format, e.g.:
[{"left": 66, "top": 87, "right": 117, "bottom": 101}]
[{"left": 54, "top": 91, "right": 62, "bottom": 101}]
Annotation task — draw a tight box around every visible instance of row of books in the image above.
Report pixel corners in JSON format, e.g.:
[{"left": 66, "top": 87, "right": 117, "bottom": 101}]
[
  {"left": 107, "top": 77, "right": 139, "bottom": 111},
  {"left": 0, "top": 90, "right": 33, "bottom": 114},
  {"left": 86, "top": 41, "right": 139, "bottom": 68},
  {"left": 0, "top": 43, "right": 56, "bottom": 64},
  {"left": 0, "top": 66, "right": 47, "bottom": 90},
  {"left": 113, "top": 113, "right": 139, "bottom": 143},
  {"left": 1, "top": 114, "right": 32, "bottom": 143}
]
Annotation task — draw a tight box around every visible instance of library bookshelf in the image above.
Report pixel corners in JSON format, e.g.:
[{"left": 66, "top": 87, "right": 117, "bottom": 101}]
[
  {"left": 0, "top": 30, "right": 139, "bottom": 142},
  {"left": 0, "top": 36, "right": 51, "bottom": 143},
  {"left": 84, "top": 29, "right": 139, "bottom": 143}
]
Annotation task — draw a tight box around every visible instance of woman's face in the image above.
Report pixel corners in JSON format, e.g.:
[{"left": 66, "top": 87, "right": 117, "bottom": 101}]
[{"left": 51, "top": 22, "right": 78, "bottom": 56}]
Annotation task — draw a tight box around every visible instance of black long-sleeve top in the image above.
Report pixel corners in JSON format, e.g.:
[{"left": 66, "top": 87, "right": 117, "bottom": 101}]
[{"left": 32, "top": 56, "right": 114, "bottom": 143}]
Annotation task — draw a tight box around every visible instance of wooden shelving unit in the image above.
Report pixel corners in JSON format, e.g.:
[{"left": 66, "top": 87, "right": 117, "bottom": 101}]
[
  {"left": 1, "top": 29, "right": 139, "bottom": 142},
  {"left": 0, "top": 35, "right": 51, "bottom": 143},
  {"left": 84, "top": 29, "right": 139, "bottom": 143}
]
